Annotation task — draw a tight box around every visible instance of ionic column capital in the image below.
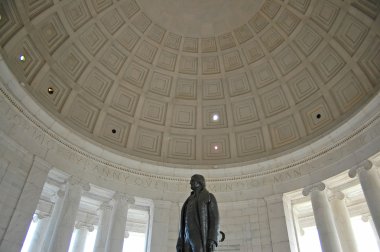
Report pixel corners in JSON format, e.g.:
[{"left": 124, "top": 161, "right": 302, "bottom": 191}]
[
  {"left": 66, "top": 176, "right": 81, "bottom": 186},
  {"left": 349, "top": 160, "right": 373, "bottom": 178},
  {"left": 51, "top": 189, "right": 65, "bottom": 202},
  {"left": 361, "top": 213, "right": 372, "bottom": 222},
  {"left": 98, "top": 202, "right": 113, "bottom": 213},
  {"left": 66, "top": 176, "right": 91, "bottom": 191},
  {"left": 75, "top": 221, "right": 95, "bottom": 232},
  {"left": 302, "top": 182, "right": 326, "bottom": 196},
  {"left": 33, "top": 213, "right": 49, "bottom": 222},
  {"left": 113, "top": 192, "right": 135, "bottom": 204},
  {"left": 328, "top": 190, "right": 345, "bottom": 201}
]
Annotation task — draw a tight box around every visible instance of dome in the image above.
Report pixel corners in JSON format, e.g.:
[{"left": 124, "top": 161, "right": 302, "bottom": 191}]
[
  {"left": 1, "top": 1, "right": 380, "bottom": 252},
  {"left": 0, "top": 0, "right": 379, "bottom": 170}
]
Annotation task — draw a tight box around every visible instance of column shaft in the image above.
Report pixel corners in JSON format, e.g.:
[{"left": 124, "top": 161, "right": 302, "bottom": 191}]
[
  {"left": 93, "top": 203, "right": 113, "bottom": 252},
  {"left": 27, "top": 214, "right": 50, "bottom": 252},
  {"left": 329, "top": 192, "right": 358, "bottom": 252},
  {"left": 104, "top": 193, "right": 133, "bottom": 252},
  {"left": 357, "top": 168, "right": 380, "bottom": 237},
  {"left": 47, "top": 178, "right": 88, "bottom": 252},
  {"left": 150, "top": 200, "right": 171, "bottom": 252},
  {"left": 303, "top": 183, "right": 342, "bottom": 252},
  {"left": 350, "top": 161, "right": 380, "bottom": 238},
  {"left": 41, "top": 190, "right": 65, "bottom": 252},
  {"left": 70, "top": 223, "right": 93, "bottom": 252}
]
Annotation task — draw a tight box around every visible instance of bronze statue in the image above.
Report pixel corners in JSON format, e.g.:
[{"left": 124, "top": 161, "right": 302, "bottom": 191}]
[{"left": 176, "top": 174, "right": 220, "bottom": 252}]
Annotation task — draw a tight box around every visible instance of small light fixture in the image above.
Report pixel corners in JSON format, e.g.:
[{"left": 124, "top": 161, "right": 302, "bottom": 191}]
[
  {"left": 214, "top": 145, "right": 219, "bottom": 150},
  {"left": 316, "top": 113, "right": 321, "bottom": 119},
  {"left": 112, "top": 129, "right": 117, "bottom": 134},
  {"left": 212, "top": 114, "right": 219, "bottom": 121},
  {"left": 19, "top": 54, "right": 26, "bottom": 62},
  {"left": 47, "top": 87, "right": 54, "bottom": 94}
]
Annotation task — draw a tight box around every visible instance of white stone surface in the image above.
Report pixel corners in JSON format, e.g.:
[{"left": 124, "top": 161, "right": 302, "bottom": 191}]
[
  {"left": 150, "top": 200, "right": 172, "bottom": 252},
  {"left": 71, "top": 223, "right": 94, "bottom": 252},
  {"left": 0, "top": 155, "right": 50, "bottom": 252},
  {"left": 47, "top": 178, "right": 88, "bottom": 252},
  {"left": 349, "top": 161, "right": 380, "bottom": 238},
  {"left": 27, "top": 214, "right": 50, "bottom": 252},
  {"left": 303, "top": 183, "right": 342, "bottom": 252},
  {"left": 329, "top": 191, "right": 358, "bottom": 252},
  {"left": 41, "top": 189, "right": 65, "bottom": 252},
  {"left": 93, "top": 203, "right": 113, "bottom": 252},
  {"left": 105, "top": 193, "right": 134, "bottom": 252}
]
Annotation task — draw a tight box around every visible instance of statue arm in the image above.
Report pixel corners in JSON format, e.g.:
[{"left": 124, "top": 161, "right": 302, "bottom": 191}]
[
  {"left": 207, "top": 193, "right": 220, "bottom": 246},
  {"left": 177, "top": 200, "right": 187, "bottom": 251}
]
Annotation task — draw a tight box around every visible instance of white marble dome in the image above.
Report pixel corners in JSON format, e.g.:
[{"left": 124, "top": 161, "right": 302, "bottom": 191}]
[{"left": 1, "top": 0, "right": 379, "bottom": 169}]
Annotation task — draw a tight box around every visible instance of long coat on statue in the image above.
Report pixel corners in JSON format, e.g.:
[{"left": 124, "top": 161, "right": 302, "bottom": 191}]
[{"left": 177, "top": 188, "right": 219, "bottom": 251}]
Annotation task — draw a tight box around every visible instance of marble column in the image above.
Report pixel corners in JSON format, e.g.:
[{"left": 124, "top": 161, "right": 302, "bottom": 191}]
[
  {"left": 70, "top": 222, "right": 94, "bottom": 252},
  {"left": 41, "top": 189, "right": 65, "bottom": 252},
  {"left": 47, "top": 177, "right": 90, "bottom": 252},
  {"left": 27, "top": 213, "right": 50, "bottom": 252},
  {"left": 362, "top": 214, "right": 380, "bottom": 251},
  {"left": 104, "top": 193, "right": 134, "bottom": 252},
  {"left": 303, "top": 182, "right": 342, "bottom": 252},
  {"left": 150, "top": 200, "right": 171, "bottom": 252},
  {"left": 93, "top": 203, "right": 113, "bottom": 252},
  {"left": 349, "top": 160, "right": 380, "bottom": 238},
  {"left": 328, "top": 190, "right": 358, "bottom": 252}
]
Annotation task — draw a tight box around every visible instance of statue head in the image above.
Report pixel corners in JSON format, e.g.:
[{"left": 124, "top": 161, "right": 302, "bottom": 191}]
[{"left": 190, "top": 174, "right": 206, "bottom": 191}]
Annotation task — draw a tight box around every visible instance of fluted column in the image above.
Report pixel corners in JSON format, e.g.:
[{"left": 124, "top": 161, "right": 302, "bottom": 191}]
[
  {"left": 349, "top": 160, "right": 380, "bottom": 237},
  {"left": 93, "top": 203, "right": 113, "bottom": 252},
  {"left": 104, "top": 193, "right": 134, "bottom": 252},
  {"left": 328, "top": 190, "right": 358, "bottom": 252},
  {"left": 303, "top": 182, "right": 342, "bottom": 252},
  {"left": 41, "top": 189, "right": 65, "bottom": 252},
  {"left": 27, "top": 213, "right": 50, "bottom": 252},
  {"left": 47, "top": 177, "right": 90, "bottom": 252},
  {"left": 71, "top": 222, "right": 94, "bottom": 252}
]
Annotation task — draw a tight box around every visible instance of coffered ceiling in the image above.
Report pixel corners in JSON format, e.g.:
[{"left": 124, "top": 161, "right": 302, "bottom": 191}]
[{"left": 0, "top": 0, "right": 379, "bottom": 167}]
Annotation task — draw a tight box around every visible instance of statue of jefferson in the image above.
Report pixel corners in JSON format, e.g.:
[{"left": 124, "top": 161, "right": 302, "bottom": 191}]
[{"left": 176, "top": 174, "right": 219, "bottom": 252}]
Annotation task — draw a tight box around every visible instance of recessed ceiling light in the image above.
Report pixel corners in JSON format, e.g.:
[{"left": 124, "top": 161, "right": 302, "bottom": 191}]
[
  {"left": 47, "top": 87, "right": 54, "bottom": 94},
  {"left": 112, "top": 129, "right": 117, "bottom": 134},
  {"left": 316, "top": 113, "right": 321, "bottom": 119},
  {"left": 214, "top": 145, "right": 219, "bottom": 150},
  {"left": 212, "top": 114, "right": 219, "bottom": 121},
  {"left": 19, "top": 54, "right": 26, "bottom": 62}
]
